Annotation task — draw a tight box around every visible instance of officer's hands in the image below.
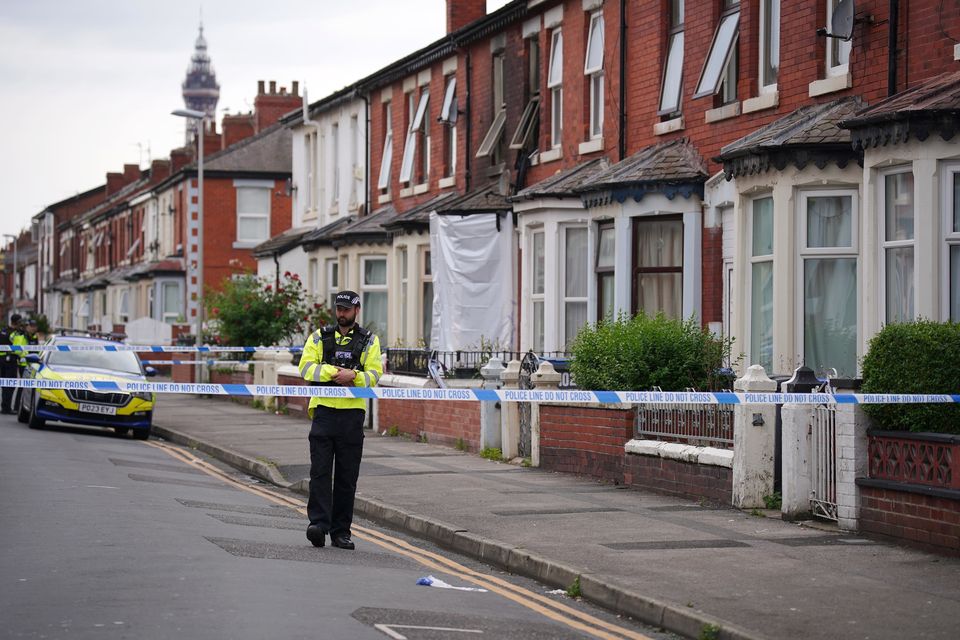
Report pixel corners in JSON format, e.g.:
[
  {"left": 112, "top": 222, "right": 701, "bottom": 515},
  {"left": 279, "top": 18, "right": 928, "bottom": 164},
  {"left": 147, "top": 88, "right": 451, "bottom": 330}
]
[{"left": 333, "top": 367, "right": 356, "bottom": 386}]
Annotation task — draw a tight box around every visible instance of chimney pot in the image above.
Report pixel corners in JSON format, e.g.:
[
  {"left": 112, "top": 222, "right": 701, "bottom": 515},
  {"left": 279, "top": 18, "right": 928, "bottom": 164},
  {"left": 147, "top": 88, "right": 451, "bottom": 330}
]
[
  {"left": 258, "top": 80, "right": 265, "bottom": 94},
  {"left": 269, "top": 80, "right": 277, "bottom": 94},
  {"left": 292, "top": 80, "right": 299, "bottom": 96}
]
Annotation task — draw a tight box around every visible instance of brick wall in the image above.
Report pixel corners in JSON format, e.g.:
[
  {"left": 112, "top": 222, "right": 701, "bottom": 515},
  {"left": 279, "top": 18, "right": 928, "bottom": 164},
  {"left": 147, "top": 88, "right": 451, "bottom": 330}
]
[
  {"left": 377, "top": 398, "right": 425, "bottom": 437},
  {"left": 422, "top": 400, "right": 481, "bottom": 450},
  {"left": 859, "top": 486, "right": 960, "bottom": 557},
  {"left": 278, "top": 372, "right": 309, "bottom": 415},
  {"left": 624, "top": 454, "right": 733, "bottom": 504},
  {"left": 539, "top": 404, "right": 634, "bottom": 481}
]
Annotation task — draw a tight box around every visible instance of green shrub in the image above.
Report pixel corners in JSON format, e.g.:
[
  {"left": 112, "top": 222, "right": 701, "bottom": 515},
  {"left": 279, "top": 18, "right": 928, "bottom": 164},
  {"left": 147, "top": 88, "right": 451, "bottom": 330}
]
[
  {"left": 205, "top": 271, "right": 333, "bottom": 347},
  {"left": 569, "top": 312, "right": 736, "bottom": 391},
  {"left": 861, "top": 320, "right": 960, "bottom": 434}
]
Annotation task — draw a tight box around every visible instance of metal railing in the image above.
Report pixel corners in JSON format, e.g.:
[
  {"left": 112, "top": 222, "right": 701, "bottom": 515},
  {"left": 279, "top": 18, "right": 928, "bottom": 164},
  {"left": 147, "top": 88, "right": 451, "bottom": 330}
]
[
  {"left": 810, "top": 404, "right": 838, "bottom": 521},
  {"left": 384, "top": 348, "right": 570, "bottom": 378},
  {"left": 635, "top": 397, "right": 735, "bottom": 449}
]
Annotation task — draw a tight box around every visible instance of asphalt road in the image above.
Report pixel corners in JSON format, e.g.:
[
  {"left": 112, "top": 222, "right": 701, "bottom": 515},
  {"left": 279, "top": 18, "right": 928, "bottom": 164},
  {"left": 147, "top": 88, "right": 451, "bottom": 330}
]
[{"left": 0, "top": 414, "right": 676, "bottom": 640}]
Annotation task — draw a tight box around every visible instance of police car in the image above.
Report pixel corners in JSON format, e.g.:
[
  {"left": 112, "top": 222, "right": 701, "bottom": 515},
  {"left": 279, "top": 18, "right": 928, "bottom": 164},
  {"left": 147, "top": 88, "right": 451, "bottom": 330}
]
[{"left": 17, "top": 335, "right": 157, "bottom": 439}]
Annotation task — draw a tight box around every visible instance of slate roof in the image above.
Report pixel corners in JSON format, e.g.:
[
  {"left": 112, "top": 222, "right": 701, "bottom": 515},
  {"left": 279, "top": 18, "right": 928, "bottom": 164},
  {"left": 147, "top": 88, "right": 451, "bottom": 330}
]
[
  {"left": 515, "top": 158, "right": 610, "bottom": 200},
  {"left": 124, "top": 258, "right": 185, "bottom": 281},
  {"left": 252, "top": 226, "right": 313, "bottom": 258},
  {"left": 300, "top": 216, "right": 356, "bottom": 250},
  {"left": 203, "top": 123, "right": 292, "bottom": 174},
  {"left": 330, "top": 206, "right": 398, "bottom": 247},
  {"left": 580, "top": 139, "right": 707, "bottom": 192},
  {"left": 435, "top": 185, "right": 512, "bottom": 215},
  {"left": 840, "top": 70, "right": 960, "bottom": 149},
  {"left": 718, "top": 97, "right": 864, "bottom": 178},
  {"left": 383, "top": 192, "right": 461, "bottom": 231}
]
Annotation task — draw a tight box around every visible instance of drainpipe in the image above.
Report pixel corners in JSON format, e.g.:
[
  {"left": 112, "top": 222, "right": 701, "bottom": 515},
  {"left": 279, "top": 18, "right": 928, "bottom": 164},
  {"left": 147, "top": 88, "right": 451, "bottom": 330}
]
[
  {"left": 464, "top": 48, "right": 473, "bottom": 193},
  {"left": 888, "top": 0, "right": 899, "bottom": 97},
  {"left": 618, "top": 0, "right": 627, "bottom": 161},
  {"left": 273, "top": 252, "right": 280, "bottom": 291}
]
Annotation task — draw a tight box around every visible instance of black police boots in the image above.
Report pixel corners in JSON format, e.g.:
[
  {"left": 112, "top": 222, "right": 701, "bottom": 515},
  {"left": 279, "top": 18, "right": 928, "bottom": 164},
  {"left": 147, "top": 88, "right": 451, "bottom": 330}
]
[
  {"left": 331, "top": 534, "right": 355, "bottom": 550},
  {"left": 306, "top": 525, "right": 325, "bottom": 548}
]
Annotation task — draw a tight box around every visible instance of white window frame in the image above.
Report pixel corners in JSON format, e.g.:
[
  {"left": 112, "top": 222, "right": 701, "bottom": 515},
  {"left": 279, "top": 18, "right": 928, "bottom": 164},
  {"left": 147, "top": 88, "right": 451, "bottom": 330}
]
[
  {"left": 547, "top": 29, "right": 563, "bottom": 149},
  {"left": 879, "top": 167, "right": 916, "bottom": 324},
  {"left": 399, "top": 246, "right": 409, "bottom": 343},
  {"left": 161, "top": 281, "right": 181, "bottom": 324},
  {"left": 326, "top": 258, "right": 339, "bottom": 310},
  {"left": 531, "top": 230, "right": 545, "bottom": 352},
  {"left": 420, "top": 248, "right": 433, "bottom": 346},
  {"left": 378, "top": 102, "right": 393, "bottom": 191},
  {"left": 400, "top": 90, "right": 429, "bottom": 185},
  {"left": 330, "top": 122, "right": 339, "bottom": 209},
  {"left": 235, "top": 185, "right": 271, "bottom": 244},
  {"left": 308, "top": 258, "right": 319, "bottom": 296},
  {"left": 117, "top": 289, "right": 130, "bottom": 323},
  {"left": 749, "top": 195, "right": 774, "bottom": 372},
  {"left": 796, "top": 189, "right": 859, "bottom": 377},
  {"left": 759, "top": 0, "right": 780, "bottom": 92},
  {"left": 825, "top": 0, "right": 851, "bottom": 77},
  {"left": 361, "top": 255, "right": 388, "bottom": 342},
  {"left": 693, "top": 8, "right": 740, "bottom": 99},
  {"left": 584, "top": 12, "right": 604, "bottom": 140},
  {"left": 943, "top": 162, "right": 960, "bottom": 321},
  {"left": 561, "top": 225, "right": 589, "bottom": 350},
  {"left": 305, "top": 130, "right": 318, "bottom": 212},
  {"left": 440, "top": 75, "right": 457, "bottom": 123}
]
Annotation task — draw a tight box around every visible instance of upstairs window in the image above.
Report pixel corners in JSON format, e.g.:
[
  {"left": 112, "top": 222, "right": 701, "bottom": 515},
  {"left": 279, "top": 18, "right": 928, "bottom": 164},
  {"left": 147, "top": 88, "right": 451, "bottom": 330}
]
[
  {"left": 236, "top": 186, "right": 271, "bottom": 243},
  {"left": 377, "top": 101, "right": 393, "bottom": 192},
  {"left": 330, "top": 122, "right": 339, "bottom": 208},
  {"left": 399, "top": 89, "right": 430, "bottom": 185},
  {"left": 510, "top": 36, "right": 541, "bottom": 152},
  {"left": 826, "top": 0, "right": 851, "bottom": 77},
  {"left": 693, "top": 2, "right": 740, "bottom": 102},
  {"left": 547, "top": 29, "right": 564, "bottom": 148},
  {"left": 477, "top": 54, "right": 507, "bottom": 163},
  {"left": 584, "top": 11, "right": 604, "bottom": 139},
  {"left": 760, "top": 0, "right": 780, "bottom": 91},
  {"left": 659, "top": 0, "right": 685, "bottom": 116},
  {"left": 440, "top": 76, "right": 458, "bottom": 179}
]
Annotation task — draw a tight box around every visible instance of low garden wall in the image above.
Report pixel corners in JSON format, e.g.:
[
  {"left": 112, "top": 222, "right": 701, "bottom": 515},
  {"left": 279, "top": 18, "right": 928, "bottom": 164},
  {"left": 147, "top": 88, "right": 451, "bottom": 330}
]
[
  {"left": 539, "top": 404, "right": 634, "bottom": 482},
  {"left": 856, "top": 431, "right": 960, "bottom": 555}
]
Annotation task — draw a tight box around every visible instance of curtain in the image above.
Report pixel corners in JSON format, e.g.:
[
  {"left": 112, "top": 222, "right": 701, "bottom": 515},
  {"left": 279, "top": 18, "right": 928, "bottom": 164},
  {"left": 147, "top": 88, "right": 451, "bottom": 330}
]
[
  {"left": 752, "top": 197, "right": 773, "bottom": 256},
  {"left": 599, "top": 274, "right": 615, "bottom": 321},
  {"left": 807, "top": 196, "right": 851, "bottom": 248},
  {"left": 751, "top": 261, "right": 773, "bottom": 372},
  {"left": 532, "top": 232, "right": 545, "bottom": 294},
  {"left": 363, "top": 291, "right": 388, "bottom": 341},
  {"left": 421, "top": 282, "right": 433, "bottom": 346},
  {"left": 364, "top": 258, "right": 387, "bottom": 286},
  {"left": 637, "top": 273, "right": 682, "bottom": 319},
  {"left": 533, "top": 300, "right": 544, "bottom": 352},
  {"left": 636, "top": 219, "right": 682, "bottom": 318},
  {"left": 804, "top": 258, "right": 857, "bottom": 377},
  {"left": 885, "top": 247, "right": 914, "bottom": 323},
  {"left": 564, "top": 228, "right": 588, "bottom": 348}
]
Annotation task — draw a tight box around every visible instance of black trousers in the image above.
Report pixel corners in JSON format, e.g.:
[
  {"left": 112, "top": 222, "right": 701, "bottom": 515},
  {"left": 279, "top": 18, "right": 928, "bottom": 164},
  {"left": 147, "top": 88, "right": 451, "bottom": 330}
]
[
  {"left": 0, "top": 361, "right": 18, "bottom": 411},
  {"left": 307, "top": 405, "right": 365, "bottom": 537}
]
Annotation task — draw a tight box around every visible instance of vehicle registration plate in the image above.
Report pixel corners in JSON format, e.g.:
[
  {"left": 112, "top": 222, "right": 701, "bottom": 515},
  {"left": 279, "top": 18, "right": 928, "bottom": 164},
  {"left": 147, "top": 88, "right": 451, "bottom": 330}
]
[{"left": 78, "top": 403, "right": 117, "bottom": 416}]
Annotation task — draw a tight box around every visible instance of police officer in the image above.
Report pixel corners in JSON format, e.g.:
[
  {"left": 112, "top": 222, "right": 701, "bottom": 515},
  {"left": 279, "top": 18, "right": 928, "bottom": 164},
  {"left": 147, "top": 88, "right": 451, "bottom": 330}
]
[
  {"left": 0, "top": 314, "right": 24, "bottom": 414},
  {"left": 298, "top": 290, "right": 382, "bottom": 550}
]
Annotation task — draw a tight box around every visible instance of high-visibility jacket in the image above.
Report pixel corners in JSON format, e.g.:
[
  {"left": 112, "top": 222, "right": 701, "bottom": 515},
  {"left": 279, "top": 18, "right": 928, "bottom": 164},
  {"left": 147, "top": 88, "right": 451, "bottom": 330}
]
[
  {"left": 298, "top": 324, "right": 382, "bottom": 416},
  {"left": 11, "top": 331, "right": 28, "bottom": 367}
]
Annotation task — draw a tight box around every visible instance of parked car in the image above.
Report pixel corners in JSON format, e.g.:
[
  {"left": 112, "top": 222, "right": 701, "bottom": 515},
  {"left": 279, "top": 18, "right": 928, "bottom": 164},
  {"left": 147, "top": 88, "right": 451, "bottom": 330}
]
[{"left": 16, "top": 335, "right": 157, "bottom": 439}]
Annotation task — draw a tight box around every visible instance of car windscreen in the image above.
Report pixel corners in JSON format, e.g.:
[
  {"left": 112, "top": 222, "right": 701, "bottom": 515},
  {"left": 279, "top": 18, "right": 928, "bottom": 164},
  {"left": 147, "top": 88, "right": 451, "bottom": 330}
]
[{"left": 46, "top": 345, "right": 143, "bottom": 375}]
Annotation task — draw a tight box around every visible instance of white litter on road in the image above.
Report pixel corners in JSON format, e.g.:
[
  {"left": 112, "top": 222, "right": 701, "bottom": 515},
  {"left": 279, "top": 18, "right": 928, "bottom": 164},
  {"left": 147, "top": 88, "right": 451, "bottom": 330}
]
[{"left": 416, "top": 575, "right": 488, "bottom": 592}]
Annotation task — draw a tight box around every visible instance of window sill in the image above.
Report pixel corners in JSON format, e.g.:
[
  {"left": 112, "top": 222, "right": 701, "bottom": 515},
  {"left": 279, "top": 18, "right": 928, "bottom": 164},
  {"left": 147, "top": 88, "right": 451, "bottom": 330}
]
[
  {"left": 232, "top": 241, "right": 261, "bottom": 249},
  {"left": 955, "top": 43, "right": 960, "bottom": 60},
  {"left": 485, "top": 163, "right": 506, "bottom": 178},
  {"left": 705, "top": 102, "right": 741, "bottom": 123},
  {"left": 378, "top": 193, "right": 393, "bottom": 204},
  {"left": 528, "top": 151, "right": 540, "bottom": 166},
  {"left": 438, "top": 176, "right": 456, "bottom": 189},
  {"left": 742, "top": 90, "right": 779, "bottom": 114},
  {"left": 400, "top": 186, "right": 414, "bottom": 198},
  {"left": 540, "top": 147, "right": 562, "bottom": 164},
  {"left": 413, "top": 183, "right": 430, "bottom": 195},
  {"left": 653, "top": 116, "right": 684, "bottom": 136},
  {"left": 808, "top": 72, "right": 852, "bottom": 97},
  {"left": 578, "top": 137, "right": 604, "bottom": 155}
]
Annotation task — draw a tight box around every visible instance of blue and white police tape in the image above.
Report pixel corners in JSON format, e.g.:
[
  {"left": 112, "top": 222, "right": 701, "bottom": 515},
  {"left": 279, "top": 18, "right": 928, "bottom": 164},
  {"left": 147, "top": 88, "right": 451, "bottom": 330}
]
[
  {"left": 0, "top": 345, "right": 302, "bottom": 353},
  {"left": 3, "top": 378, "right": 959, "bottom": 405}
]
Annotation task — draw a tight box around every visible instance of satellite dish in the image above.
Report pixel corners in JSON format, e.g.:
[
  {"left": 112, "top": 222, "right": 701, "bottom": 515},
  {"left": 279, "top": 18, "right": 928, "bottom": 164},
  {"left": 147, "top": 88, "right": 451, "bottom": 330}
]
[{"left": 831, "top": 0, "right": 855, "bottom": 41}]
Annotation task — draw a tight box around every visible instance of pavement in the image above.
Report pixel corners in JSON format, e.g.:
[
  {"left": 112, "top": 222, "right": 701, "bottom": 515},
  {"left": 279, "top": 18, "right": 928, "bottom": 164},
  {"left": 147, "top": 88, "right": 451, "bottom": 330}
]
[{"left": 152, "top": 395, "right": 960, "bottom": 640}]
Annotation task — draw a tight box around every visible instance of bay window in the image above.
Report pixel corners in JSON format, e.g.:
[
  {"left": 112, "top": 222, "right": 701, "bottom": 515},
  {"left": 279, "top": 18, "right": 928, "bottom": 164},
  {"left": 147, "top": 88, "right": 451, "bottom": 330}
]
[
  {"left": 421, "top": 249, "right": 433, "bottom": 346},
  {"left": 800, "top": 191, "right": 858, "bottom": 377},
  {"left": 750, "top": 197, "right": 773, "bottom": 372},
  {"left": 563, "top": 227, "right": 588, "bottom": 349},
  {"left": 596, "top": 223, "right": 615, "bottom": 321},
  {"left": 944, "top": 164, "right": 960, "bottom": 321},
  {"left": 362, "top": 256, "right": 388, "bottom": 340},
  {"left": 632, "top": 216, "right": 683, "bottom": 320},
  {"left": 531, "top": 231, "right": 545, "bottom": 351},
  {"left": 881, "top": 170, "right": 915, "bottom": 323}
]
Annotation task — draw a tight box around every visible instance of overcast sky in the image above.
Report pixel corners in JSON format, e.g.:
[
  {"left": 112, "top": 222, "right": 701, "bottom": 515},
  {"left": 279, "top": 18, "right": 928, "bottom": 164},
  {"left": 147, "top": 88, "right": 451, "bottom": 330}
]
[{"left": 0, "top": 0, "right": 510, "bottom": 241}]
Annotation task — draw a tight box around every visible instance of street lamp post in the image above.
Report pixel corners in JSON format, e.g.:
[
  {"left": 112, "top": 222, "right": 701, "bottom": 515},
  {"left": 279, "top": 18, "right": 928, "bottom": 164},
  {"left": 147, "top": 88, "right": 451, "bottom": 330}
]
[
  {"left": 3, "top": 233, "right": 18, "bottom": 318},
  {"left": 172, "top": 109, "right": 206, "bottom": 381}
]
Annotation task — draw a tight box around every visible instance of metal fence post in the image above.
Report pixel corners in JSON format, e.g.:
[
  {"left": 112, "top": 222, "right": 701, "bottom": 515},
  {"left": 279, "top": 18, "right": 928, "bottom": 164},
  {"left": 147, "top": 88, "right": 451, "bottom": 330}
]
[{"left": 479, "top": 357, "right": 505, "bottom": 452}]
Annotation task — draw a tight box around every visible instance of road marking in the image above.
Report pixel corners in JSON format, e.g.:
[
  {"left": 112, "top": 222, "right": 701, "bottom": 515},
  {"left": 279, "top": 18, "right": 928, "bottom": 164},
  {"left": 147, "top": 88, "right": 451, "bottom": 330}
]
[
  {"left": 373, "top": 623, "right": 483, "bottom": 639},
  {"left": 146, "top": 440, "right": 652, "bottom": 640}
]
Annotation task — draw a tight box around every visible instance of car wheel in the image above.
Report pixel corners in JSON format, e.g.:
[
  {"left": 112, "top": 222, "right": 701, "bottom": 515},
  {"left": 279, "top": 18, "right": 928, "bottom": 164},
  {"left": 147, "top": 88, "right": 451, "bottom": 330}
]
[
  {"left": 114, "top": 427, "right": 130, "bottom": 436},
  {"left": 16, "top": 390, "right": 29, "bottom": 424},
  {"left": 27, "top": 393, "right": 45, "bottom": 430},
  {"left": 132, "top": 425, "right": 151, "bottom": 441}
]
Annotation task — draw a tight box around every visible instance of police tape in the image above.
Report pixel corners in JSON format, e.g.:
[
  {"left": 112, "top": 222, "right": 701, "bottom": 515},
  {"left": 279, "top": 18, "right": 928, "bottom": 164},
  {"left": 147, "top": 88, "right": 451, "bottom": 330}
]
[
  {"left": 140, "top": 360, "right": 252, "bottom": 366},
  {"left": 2, "top": 378, "right": 959, "bottom": 405},
  {"left": 0, "top": 345, "right": 301, "bottom": 353}
]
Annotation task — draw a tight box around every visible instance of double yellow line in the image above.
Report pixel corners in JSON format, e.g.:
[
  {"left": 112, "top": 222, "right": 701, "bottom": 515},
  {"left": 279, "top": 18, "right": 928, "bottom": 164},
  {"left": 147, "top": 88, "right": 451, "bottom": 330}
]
[{"left": 148, "top": 440, "right": 651, "bottom": 640}]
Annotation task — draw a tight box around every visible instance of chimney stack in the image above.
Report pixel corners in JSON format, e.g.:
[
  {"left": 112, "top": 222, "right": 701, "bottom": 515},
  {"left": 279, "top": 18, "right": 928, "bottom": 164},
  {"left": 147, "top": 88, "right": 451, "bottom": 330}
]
[
  {"left": 447, "top": 0, "right": 486, "bottom": 34},
  {"left": 253, "top": 80, "right": 302, "bottom": 132}
]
